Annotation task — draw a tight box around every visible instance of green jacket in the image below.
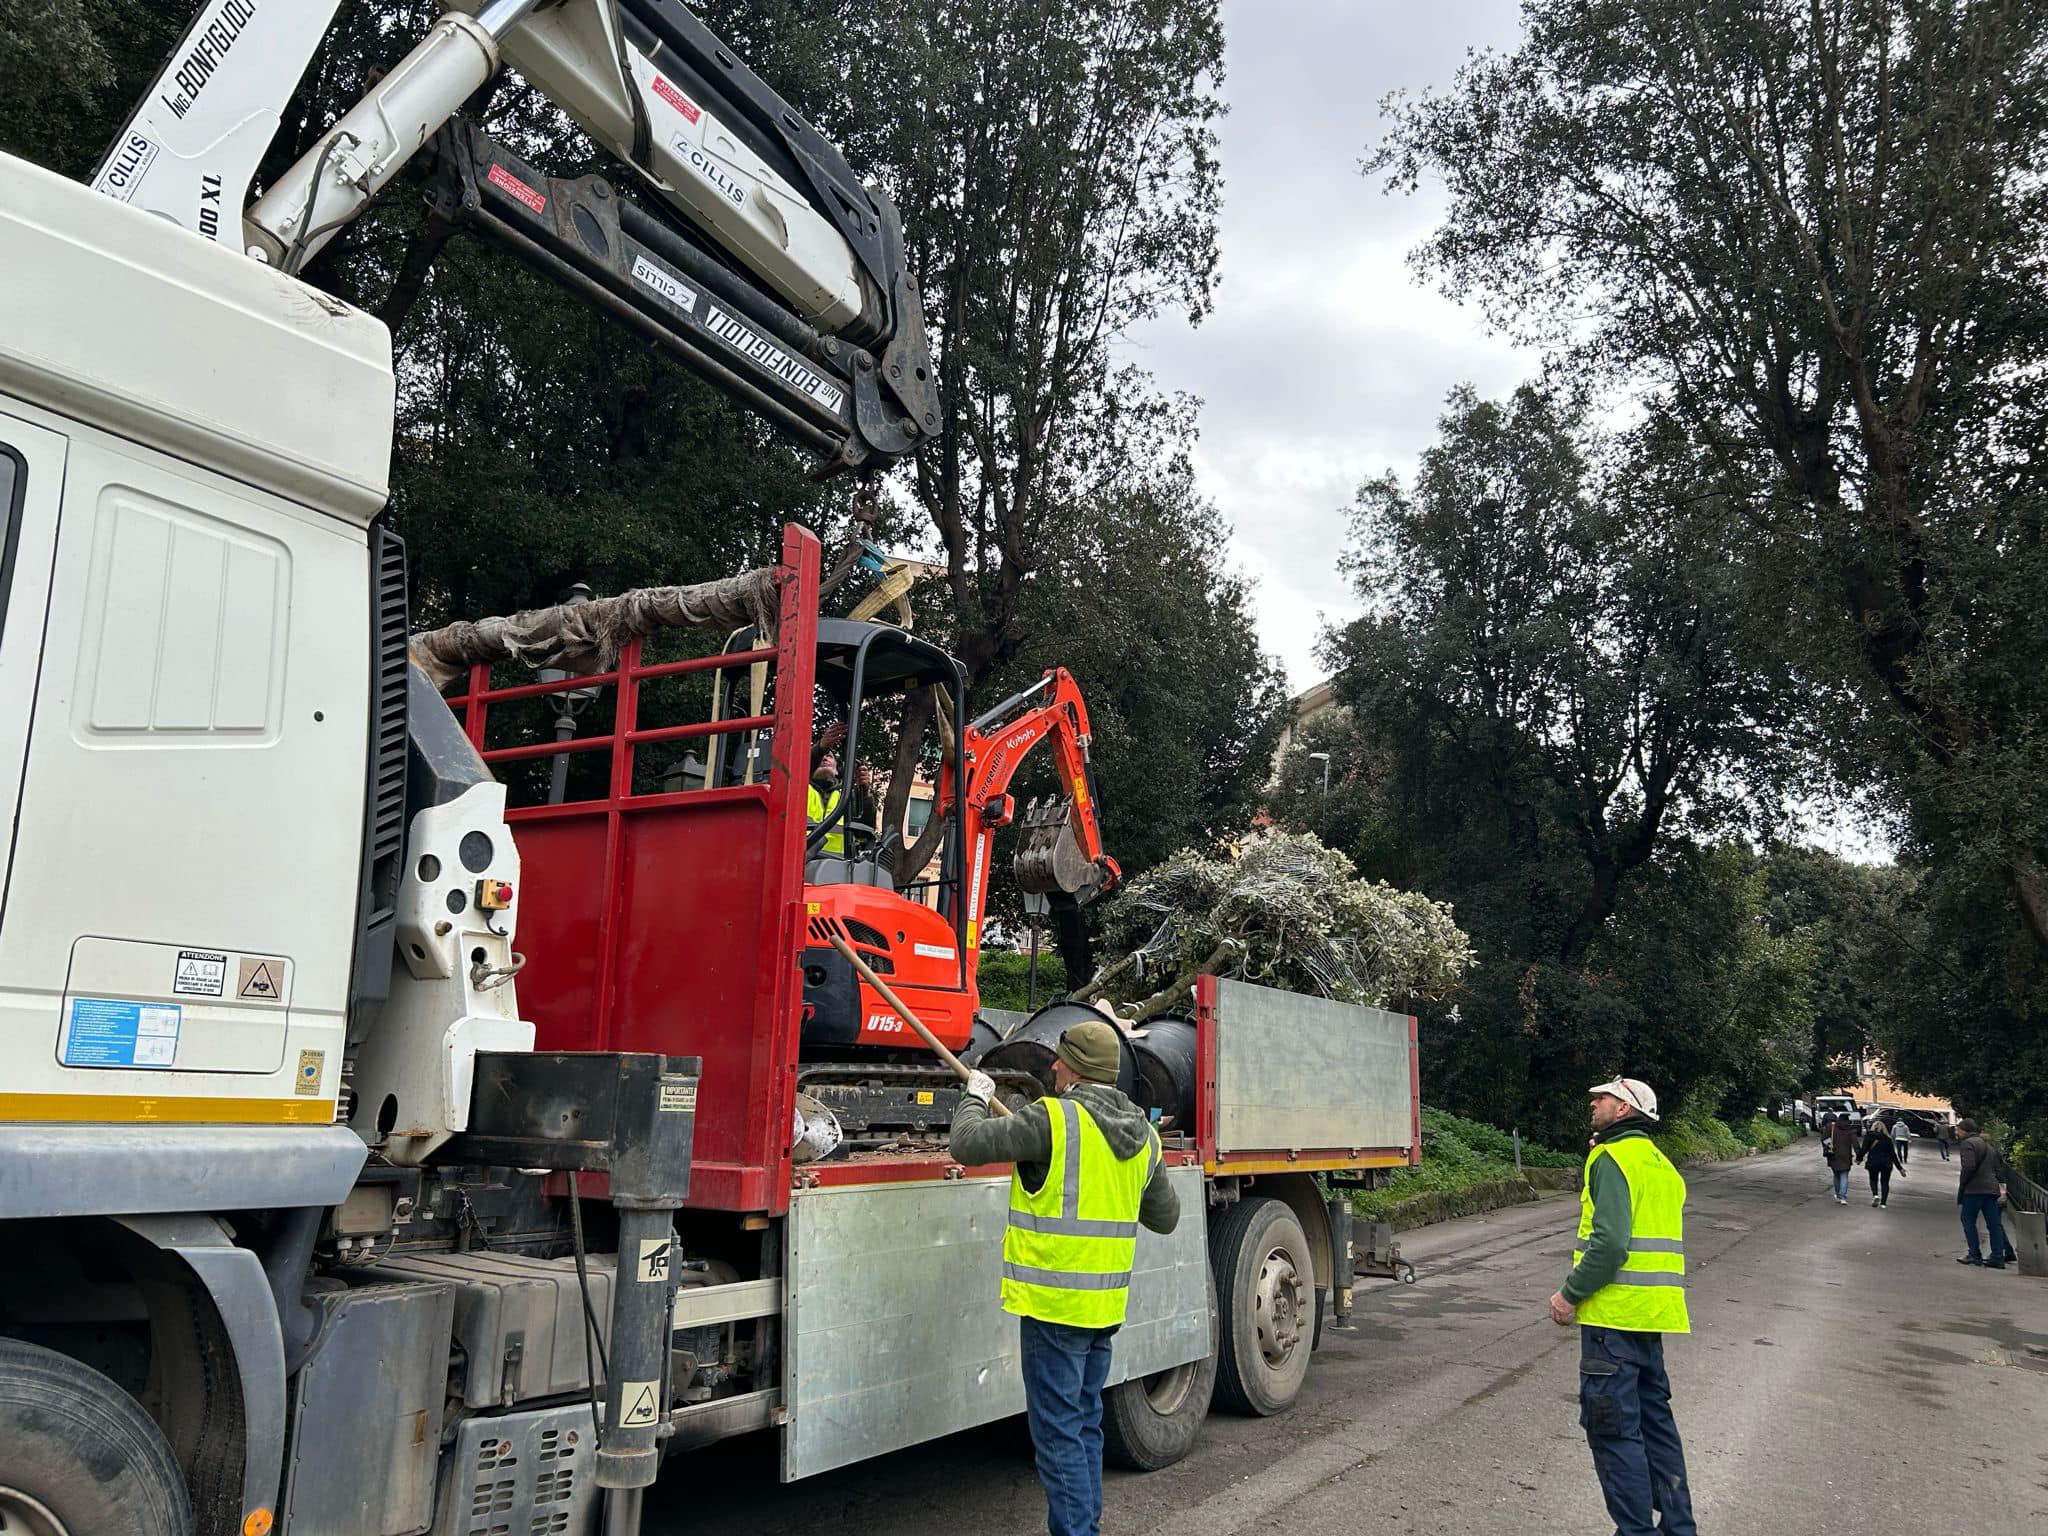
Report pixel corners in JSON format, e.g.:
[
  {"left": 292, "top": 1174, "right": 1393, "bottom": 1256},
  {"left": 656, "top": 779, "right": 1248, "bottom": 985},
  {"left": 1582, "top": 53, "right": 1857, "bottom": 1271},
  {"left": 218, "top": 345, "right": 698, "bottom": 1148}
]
[
  {"left": 950, "top": 1082, "right": 1180, "bottom": 1236},
  {"left": 1562, "top": 1117, "right": 1653, "bottom": 1305}
]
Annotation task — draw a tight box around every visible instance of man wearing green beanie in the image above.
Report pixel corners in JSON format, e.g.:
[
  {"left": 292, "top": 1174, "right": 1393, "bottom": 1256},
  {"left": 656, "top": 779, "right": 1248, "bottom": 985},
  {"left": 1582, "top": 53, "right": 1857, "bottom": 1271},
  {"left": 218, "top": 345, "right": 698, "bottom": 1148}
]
[{"left": 952, "top": 1018, "right": 1178, "bottom": 1536}]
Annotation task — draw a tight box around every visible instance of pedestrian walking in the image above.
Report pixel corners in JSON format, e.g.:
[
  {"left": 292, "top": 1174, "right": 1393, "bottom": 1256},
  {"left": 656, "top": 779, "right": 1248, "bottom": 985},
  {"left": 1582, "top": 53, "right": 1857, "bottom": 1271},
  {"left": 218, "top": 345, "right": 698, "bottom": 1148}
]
[
  {"left": 950, "top": 1020, "right": 1178, "bottom": 1536},
  {"left": 1936, "top": 1118, "right": 1952, "bottom": 1162},
  {"left": 1953, "top": 1119, "right": 2012, "bottom": 1270},
  {"left": 1890, "top": 1111, "right": 1911, "bottom": 1167},
  {"left": 1858, "top": 1116, "right": 1903, "bottom": 1207},
  {"left": 1824, "top": 1113, "right": 1856, "bottom": 1204},
  {"left": 1549, "top": 1078, "right": 1696, "bottom": 1536}
]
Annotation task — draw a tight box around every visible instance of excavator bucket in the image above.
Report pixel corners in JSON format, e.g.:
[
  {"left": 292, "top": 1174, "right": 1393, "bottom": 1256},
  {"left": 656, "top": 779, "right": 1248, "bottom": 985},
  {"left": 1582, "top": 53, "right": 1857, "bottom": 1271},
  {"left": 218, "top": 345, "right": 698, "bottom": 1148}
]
[{"left": 1013, "top": 797, "right": 1107, "bottom": 904}]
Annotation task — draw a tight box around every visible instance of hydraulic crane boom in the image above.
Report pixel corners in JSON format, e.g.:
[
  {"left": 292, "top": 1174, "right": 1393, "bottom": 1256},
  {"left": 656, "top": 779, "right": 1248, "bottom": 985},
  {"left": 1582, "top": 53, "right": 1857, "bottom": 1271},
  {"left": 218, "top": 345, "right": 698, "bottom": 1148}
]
[{"left": 92, "top": 0, "right": 936, "bottom": 472}]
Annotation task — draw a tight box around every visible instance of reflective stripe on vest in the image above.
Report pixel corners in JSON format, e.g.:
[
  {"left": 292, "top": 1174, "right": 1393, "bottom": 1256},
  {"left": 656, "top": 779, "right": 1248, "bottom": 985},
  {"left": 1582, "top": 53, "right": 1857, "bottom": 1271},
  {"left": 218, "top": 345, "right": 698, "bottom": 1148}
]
[
  {"left": 807, "top": 783, "right": 844, "bottom": 855},
  {"left": 1001, "top": 1097, "right": 1157, "bottom": 1327},
  {"left": 1573, "top": 1135, "right": 1691, "bottom": 1334}
]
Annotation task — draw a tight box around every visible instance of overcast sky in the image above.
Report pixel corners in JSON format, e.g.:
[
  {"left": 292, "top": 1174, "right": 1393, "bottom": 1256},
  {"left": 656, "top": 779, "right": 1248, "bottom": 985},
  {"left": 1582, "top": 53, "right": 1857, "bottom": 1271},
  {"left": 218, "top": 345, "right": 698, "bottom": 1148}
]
[{"left": 1124, "top": 0, "right": 1531, "bottom": 691}]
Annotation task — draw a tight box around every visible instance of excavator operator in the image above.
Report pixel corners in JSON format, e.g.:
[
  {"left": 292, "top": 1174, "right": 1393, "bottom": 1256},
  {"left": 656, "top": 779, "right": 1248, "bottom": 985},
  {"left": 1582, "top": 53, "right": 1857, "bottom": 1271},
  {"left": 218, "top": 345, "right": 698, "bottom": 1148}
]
[{"left": 807, "top": 722, "right": 876, "bottom": 858}]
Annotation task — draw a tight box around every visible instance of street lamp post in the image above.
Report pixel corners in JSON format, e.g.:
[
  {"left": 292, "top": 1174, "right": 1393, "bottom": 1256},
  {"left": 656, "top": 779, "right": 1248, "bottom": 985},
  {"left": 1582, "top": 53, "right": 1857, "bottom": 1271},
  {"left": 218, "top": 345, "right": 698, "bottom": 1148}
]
[
  {"left": 1308, "top": 750, "right": 1331, "bottom": 838},
  {"left": 1022, "top": 888, "right": 1050, "bottom": 1010}
]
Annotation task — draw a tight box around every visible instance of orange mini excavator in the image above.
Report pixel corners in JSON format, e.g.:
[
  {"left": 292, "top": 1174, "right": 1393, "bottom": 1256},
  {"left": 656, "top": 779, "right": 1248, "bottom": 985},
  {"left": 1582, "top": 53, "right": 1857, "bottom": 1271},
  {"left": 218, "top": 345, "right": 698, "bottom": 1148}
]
[{"left": 787, "top": 619, "right": 1118, "bottom": 1063}]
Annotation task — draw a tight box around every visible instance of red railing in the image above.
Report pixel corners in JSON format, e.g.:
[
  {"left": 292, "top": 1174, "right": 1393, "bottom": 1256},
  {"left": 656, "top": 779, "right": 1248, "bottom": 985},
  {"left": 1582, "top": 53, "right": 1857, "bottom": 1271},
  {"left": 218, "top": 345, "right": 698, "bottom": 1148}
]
[{"left": 440, "top": 525, "right": 822, "bottom": 1214}]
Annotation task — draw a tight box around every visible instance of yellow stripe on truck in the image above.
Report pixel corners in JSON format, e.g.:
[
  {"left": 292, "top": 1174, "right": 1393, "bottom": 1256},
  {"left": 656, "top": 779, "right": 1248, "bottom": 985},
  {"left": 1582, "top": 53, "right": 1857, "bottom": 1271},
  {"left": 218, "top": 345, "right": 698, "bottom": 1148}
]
[{"left": 0, "top": 1093, "right": 336, "bottom": 1125}]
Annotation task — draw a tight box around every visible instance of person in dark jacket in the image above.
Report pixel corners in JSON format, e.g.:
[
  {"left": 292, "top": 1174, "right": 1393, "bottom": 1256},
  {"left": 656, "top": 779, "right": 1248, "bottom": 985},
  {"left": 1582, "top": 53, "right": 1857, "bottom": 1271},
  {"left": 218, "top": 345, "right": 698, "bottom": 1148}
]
[
  {"left": 1823, "top": 1114, "right": 1857, "bottom": 1204},
  {"left": 1953, "top": 1119, "right": 2012, "bottom": 1268},
  {"left": 1857, "top": 1117, "right": 1903, "bottom": 1207}
]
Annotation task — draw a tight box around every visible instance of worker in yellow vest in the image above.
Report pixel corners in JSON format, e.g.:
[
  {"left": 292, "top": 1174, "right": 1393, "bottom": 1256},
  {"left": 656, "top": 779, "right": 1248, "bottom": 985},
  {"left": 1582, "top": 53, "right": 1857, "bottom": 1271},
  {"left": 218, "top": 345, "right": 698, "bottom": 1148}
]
[
  {"left": 950, "top": 1020, "right": 1178, "bottom": 1536},
  {"left": 806, "top": 750, "right": 847, "bottom": 856},
  {"left": 1548, "top": 1077, "right": 1696, "bottom": 1536}
]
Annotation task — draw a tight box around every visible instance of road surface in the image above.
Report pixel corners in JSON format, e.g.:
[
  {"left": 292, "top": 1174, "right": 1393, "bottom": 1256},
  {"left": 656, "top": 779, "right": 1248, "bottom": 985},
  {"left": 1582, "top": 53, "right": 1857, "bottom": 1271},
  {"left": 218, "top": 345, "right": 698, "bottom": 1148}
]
[{"left": 647, "top": 1143, "right": 2048, "bottom": 1535}]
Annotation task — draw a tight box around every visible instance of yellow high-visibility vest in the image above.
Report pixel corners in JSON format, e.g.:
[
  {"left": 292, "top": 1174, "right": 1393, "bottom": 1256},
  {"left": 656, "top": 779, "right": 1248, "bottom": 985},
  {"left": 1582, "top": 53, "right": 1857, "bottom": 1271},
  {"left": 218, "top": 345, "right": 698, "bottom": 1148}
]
[
  {"left": 806, "top": 783, "right": 844, "bottom": 855},
  {"left": 1002, "top": 1097, "right": 1159, "bottom": 1328},
  {"left": 1574, "top": 1135, "right": 1690, "bottom": 1334}
]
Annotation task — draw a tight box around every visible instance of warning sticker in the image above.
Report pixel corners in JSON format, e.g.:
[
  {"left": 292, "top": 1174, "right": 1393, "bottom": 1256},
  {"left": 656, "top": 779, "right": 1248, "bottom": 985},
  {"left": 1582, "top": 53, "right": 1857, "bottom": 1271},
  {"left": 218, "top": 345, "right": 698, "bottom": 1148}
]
[
  {"left": 486, "top": 160, "right": 547, "bottom": 215},
  {"left": 237, "top": 957, "right": 283, "bottom": 1002},
  {"left": 636, "top": 1237, "right": 672, "bottom": 1284},
  {"left": 173, "top": 949, "right": 227, "bottom": 997},
  {"left": 62, "top": 998, "right": 181, "bottom": 1068},
  {"left": 619, "top": 1380, "right": 661, "bottom": 1428},
  {"left": 650, "top": 74, "right": 701, "bottom": 124},
  {"left": 658, "top": 1081, "right": 697, "bottom": 1114}
]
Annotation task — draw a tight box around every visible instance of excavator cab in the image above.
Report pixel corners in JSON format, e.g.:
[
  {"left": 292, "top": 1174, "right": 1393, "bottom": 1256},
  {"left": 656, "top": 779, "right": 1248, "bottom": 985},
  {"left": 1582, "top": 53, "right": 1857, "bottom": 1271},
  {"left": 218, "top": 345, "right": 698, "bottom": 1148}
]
[{"left": 798, "top": 621, "right": 977, "bottom": 1055}]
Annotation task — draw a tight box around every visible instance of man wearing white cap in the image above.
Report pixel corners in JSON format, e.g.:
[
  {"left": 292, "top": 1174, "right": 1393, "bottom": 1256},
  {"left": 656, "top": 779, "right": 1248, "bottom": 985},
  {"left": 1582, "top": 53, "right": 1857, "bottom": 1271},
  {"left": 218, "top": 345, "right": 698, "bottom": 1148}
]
[{"left": 1548, "top": 1077, "right": 1697, "bottom": 1536}]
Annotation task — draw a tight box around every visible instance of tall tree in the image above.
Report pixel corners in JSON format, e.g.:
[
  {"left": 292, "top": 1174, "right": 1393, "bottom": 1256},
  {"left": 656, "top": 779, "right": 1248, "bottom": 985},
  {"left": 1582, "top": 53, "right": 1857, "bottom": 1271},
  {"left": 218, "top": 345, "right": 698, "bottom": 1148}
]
[
  {"left": 1370, "top": 0, "right": 2048, "bottom": 966},
  {"left": 1304, "top": 386, "right": 1799, "bottom": 1135}
]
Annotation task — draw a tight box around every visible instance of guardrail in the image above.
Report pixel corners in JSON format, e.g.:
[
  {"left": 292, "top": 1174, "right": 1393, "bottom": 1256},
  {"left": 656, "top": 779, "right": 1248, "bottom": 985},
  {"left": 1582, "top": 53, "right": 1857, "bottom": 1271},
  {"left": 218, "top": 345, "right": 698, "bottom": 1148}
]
[{"left": 2007, "top": 1164, "right": 2046, "bottom": 1217}]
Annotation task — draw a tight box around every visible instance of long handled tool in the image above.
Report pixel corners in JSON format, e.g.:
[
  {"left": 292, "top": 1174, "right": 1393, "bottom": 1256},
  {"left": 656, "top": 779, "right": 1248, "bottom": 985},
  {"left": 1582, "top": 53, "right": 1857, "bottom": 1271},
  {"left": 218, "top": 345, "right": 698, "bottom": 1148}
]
[{"left": 827, "top": 932, "right": 1011, "bottom": 1117}]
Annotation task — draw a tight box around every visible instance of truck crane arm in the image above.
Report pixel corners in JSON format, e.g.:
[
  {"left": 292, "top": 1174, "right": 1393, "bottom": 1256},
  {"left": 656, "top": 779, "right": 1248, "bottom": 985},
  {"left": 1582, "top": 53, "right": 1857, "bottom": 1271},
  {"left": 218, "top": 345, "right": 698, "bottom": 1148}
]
[{"left": 90, "top": 0, "right": 935, "bottom": 472}]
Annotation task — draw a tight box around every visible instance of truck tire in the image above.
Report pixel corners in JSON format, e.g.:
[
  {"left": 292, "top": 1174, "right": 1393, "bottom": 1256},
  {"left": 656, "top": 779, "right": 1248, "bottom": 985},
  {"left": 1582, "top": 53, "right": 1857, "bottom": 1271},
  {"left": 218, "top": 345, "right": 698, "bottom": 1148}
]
[
  {"left": 0, "top": 1338, "right": 192, "bottom": 1536},
  {"left": 1209, "top": 1196, "right": 1313, "bottom": 1416},
  {"left": 1101, "top": 1269, "right": 1218, "bottom": 1471}
]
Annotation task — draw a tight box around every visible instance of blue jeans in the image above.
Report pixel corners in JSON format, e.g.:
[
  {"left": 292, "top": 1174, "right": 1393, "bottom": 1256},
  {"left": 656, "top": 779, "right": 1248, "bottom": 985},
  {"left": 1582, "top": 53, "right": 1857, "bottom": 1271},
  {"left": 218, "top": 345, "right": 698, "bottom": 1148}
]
[
  {"left": 1018, "top": 1317, "right": 1117, "bottom": 1536},
  {"left": 1579, "top": 1325, "right": 1698, "bottom": 1536},
  {"left": 1960, "top": 1193, "right": 2010, "bottom": 1263},
  {"left": 1832, "top": 1168, "right": 1850, "bottom": 1201},
  {"left": 1938, "top": 1138, "right": 1950, "bottom": 1161}
]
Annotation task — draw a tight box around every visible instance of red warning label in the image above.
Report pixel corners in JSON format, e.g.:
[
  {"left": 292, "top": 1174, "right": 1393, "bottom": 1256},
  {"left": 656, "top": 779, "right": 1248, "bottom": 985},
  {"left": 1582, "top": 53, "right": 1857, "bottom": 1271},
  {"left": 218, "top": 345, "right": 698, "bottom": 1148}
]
[
  {"left": 486, "top": 161, "right": 546, "bottom": 215},
  {"left": 651, "top": 75, "right": 701, "bottom": 124}
]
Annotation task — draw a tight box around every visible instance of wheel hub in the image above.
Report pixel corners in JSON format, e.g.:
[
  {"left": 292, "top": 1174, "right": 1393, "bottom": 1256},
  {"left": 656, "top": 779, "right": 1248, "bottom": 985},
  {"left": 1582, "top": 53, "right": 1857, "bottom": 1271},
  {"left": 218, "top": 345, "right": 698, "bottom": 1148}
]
[
  {"left": 0, "top": 1487, "right": 71, "bottom": 1536},
  {"left": 1252, "top": 1243, "right": 1306, "bottom": 1368},
  {"left": 1141, "top": 1358, "right": 1197, "bottom": 1418}
]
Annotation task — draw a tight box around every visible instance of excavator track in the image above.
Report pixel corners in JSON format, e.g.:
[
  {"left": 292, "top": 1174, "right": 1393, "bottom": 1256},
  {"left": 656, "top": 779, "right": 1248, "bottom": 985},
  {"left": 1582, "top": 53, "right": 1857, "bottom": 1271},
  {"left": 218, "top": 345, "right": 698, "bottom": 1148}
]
[{"left": 796, "top": 1061, "right": 1044, "bottom": 1150}]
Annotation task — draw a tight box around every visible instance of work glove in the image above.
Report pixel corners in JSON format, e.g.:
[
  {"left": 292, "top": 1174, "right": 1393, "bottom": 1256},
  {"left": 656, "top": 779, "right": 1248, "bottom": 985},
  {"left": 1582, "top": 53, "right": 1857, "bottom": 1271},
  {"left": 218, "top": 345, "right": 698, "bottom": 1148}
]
[{"left": 962, "top": 1070, "right": 995, "bottom": 1106}]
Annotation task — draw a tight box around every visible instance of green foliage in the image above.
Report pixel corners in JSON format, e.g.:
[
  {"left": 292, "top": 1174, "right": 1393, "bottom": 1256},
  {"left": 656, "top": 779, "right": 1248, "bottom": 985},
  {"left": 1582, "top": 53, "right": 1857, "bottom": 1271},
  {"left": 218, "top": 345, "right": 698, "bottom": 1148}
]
[
  {"left": 975, "top": 949, "right": 1067, "bottom": 1015},
  {"left": 1373, "top": 0, "right": 2048, "bottom": 1141},
  {"left": 1349, "top": 1106, "right": 1569, "bottom": 1224},
  {"left": 1738, "top": 1115, "right": 1799, "bottom": 1153},
  {"left": 1086, "top": 830, "right": 1474, "bottom": 1016},
  {"left": 1652, "top": 1107, "right": 1746, "bottom": 1164}
]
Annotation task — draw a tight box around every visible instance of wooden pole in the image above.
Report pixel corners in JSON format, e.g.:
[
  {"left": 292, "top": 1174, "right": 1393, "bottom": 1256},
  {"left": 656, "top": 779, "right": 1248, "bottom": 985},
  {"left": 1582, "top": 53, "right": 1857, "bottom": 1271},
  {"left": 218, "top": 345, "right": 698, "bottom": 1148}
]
[{"left": 827, "top": 932, "right": 1009, "bottom": 1117}]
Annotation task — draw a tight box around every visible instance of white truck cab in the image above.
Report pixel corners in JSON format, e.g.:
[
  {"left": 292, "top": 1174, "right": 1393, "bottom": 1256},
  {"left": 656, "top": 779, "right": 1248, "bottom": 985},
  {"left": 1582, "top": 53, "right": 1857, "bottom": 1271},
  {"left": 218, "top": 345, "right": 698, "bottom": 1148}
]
[{"left": 0, "top": 148, "right": 392, "bottom": 1130}]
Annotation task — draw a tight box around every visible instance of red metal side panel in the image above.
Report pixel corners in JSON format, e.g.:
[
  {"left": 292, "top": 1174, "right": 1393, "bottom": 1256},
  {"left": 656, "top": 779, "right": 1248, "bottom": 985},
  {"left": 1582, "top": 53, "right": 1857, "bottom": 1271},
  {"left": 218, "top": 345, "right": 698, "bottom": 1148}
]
[
  {"left": 1409, "top": 1013, "right": 1422, "bottom": 1166},
  {"left": 506, "top": 816, "right": 609, "bottom": 1051},
  {"left": 1195, "top": 974, "right": 1219, "bottom": 1167},
  {"left": 492, "top": 525, "right": 820, "bottom": 1214}
]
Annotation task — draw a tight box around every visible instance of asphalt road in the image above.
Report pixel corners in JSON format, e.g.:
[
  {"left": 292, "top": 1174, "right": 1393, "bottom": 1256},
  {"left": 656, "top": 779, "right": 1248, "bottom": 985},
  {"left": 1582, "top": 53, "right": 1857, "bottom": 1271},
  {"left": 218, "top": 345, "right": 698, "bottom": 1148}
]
[{"left": 647, "top": 1143, "right": 2048, "bottom": 1535}]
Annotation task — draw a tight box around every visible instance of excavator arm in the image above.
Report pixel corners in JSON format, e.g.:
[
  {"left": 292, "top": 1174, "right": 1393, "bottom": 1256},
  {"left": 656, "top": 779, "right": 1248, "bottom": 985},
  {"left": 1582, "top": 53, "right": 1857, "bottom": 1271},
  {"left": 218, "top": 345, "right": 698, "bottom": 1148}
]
[
  {"left": 959, "top": 669, "right": 1121, "bottom": 910},
  {"left": 90, "top": 0, "right": 935, "bottom": 472}
]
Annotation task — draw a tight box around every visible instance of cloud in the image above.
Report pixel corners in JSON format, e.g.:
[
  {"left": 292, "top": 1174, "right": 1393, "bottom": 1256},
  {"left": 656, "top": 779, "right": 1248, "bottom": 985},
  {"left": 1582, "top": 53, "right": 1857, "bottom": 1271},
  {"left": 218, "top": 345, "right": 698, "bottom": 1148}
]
[{"left": 1121, "top": 0, "right": 1531, "bottom": 688}]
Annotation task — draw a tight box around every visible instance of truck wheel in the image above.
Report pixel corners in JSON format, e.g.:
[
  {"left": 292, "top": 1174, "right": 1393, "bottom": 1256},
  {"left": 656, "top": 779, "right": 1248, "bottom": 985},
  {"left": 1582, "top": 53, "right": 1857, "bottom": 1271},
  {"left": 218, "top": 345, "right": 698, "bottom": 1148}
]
[
  {"left": 1102, "top": 1269, "right": 1218, "bottom": 1471},
  {"left": 1210, "top": 1196, "right": 1313, "bottom": 1415},
  {"left": 0, "top": 1339, "right": 192, "bottom": 1536}
]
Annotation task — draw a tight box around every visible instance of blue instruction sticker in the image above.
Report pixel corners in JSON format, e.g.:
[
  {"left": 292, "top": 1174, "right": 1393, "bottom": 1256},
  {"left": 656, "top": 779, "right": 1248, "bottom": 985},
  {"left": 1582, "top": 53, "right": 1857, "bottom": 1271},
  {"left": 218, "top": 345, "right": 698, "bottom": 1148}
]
[{"left": 63, "top": 997, "right": 182, "bottom": 1068}]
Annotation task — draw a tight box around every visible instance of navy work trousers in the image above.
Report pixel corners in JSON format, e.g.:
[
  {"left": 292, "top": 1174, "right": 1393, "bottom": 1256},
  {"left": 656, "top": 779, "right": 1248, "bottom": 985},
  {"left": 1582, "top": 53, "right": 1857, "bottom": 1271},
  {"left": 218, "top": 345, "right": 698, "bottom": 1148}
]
[
  {"left": 1019, "top": 1316, "right": 1117, "bottom": 1536},
  {"left": 1578, "top": 1324, "right": 1699, "bottom": 1536},
  {"left": 1959, "top": 1192, "right": 2010, "bottom": 1264}
]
